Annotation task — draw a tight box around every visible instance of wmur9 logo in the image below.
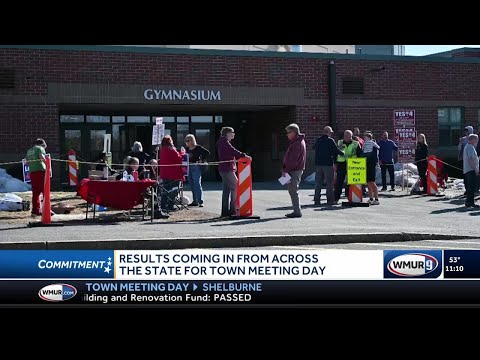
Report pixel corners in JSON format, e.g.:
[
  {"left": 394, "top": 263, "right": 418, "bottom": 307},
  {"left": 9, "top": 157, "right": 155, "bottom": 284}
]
[
  {"left": 38, "top": 284, "right": 77, "bottom": 302},
  {"left": 384, "top": 250, "right": 443, "bottom": 278}
]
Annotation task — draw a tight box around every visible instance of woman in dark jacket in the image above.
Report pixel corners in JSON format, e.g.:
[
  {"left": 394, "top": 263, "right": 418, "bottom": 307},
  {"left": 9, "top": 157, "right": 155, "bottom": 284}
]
[
  {"left": 184, "top": 134, "right": 210, "bottom": 207},
  {"left": 415, "top": 133, "right": 429, "bottom": 194}
]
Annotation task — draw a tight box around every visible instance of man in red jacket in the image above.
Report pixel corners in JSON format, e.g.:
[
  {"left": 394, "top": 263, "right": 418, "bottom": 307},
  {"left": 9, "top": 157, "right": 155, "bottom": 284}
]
[{"left": 282, "top": 123, "right": 306, "bottom": 218}]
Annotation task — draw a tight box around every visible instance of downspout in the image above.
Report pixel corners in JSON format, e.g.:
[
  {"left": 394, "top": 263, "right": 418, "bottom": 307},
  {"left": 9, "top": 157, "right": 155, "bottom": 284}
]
[{"left": 328, "top": 60, "right": 337, "bottom": 132}]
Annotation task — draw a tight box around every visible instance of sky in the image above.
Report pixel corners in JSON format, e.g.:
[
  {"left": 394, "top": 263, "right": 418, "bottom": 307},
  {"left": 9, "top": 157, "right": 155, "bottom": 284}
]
[{"left": 405, "top": 45, "right": 480, "bottom": 56}]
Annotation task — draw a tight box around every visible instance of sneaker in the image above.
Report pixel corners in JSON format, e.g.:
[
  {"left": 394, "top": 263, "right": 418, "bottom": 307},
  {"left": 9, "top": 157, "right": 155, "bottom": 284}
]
[
  {"left": 371, "top": 200, "right": 380, "bottom": 205},
  {"left": 390, "top": 188, "right": 395, "bottom": 192},
  {"left": 199, "top": 203, "right": 204, "bottom": 208},
  {"left": 466, "top": 204, "right": 480, "bottom": 208},
  {"left": 381, "top": 187, "right": 387, "bottom": 192},
  {"left": 367, "top": 199, "right": 374, "bottom": 204},
  {"left": 189, "top": 202, "right": 199, "bottom": 207},
  {"left": 154, "top": 210, "right": 170, "bottom": 219},
  {"left": 285, "top": 212, "right": 302, "bottom": 218}
]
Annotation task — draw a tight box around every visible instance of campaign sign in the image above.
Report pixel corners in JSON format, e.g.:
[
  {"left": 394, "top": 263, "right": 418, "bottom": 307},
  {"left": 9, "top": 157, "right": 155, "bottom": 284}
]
[
  {"left": 22, "top": 159, "right": 31, "bottom": 183},
  {"left": 393, "top": 110, "right": 415, "bottom": 126},
  {"left": 182, "top": 153, "right": 189, "bottom": 177}
]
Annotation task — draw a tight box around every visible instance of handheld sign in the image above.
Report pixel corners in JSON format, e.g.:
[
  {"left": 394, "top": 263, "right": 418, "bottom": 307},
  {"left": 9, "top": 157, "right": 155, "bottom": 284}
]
[
  {"left": 347, "top": 158, "right": 366, "bottom": 185},
  {"left": 22, "top": 159, "right": 31, "bottom": 183}
]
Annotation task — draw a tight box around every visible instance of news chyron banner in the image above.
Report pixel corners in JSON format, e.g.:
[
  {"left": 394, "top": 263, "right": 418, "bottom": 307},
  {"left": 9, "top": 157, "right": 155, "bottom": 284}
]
[{"left": 0, "top": 249, "right": 479, "bottom": 305}]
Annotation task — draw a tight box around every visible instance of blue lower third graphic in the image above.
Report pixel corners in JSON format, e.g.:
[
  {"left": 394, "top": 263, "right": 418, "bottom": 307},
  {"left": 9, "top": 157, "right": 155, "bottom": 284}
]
[
  {"left": 0, "top": 250, "right": 114, "bottom": 278},
  {"left": 384, "top": 250, "right": 443, "bottom": 278}
]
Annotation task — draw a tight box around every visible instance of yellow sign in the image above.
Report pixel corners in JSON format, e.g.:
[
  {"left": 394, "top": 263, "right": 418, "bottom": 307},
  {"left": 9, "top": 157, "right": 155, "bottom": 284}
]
[{"left": 347, "top": 158, "right": 366, "bottom": 185}]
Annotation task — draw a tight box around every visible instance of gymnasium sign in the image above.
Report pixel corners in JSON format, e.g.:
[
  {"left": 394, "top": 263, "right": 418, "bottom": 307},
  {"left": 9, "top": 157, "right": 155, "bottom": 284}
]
[{"left": 144, "top": 89, "right": 221, "bottom": 101}]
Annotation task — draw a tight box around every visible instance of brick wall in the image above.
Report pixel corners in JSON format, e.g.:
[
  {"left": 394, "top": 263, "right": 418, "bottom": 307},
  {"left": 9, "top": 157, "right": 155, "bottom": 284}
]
[
  {"left": 0, "top": 104, "right": 58, "bottom": 154},
  {"left": 1, "top": 47, "right": 480, "bottom": 179}
]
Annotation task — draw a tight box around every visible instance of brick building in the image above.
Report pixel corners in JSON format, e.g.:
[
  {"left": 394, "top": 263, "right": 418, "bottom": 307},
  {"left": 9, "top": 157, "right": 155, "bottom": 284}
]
[{"left": 1, "top": 45, "right": 479, "bottom": 185}]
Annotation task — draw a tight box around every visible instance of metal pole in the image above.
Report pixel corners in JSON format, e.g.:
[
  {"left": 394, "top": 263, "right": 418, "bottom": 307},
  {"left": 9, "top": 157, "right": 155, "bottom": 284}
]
[{"left": 402, "top": 163, "right": 404, "bottom": 191}]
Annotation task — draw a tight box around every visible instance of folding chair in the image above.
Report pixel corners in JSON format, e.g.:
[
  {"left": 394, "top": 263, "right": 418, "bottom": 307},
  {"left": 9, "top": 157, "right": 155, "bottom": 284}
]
[{"left": 157, "top": 179, "right": 189, "bottom": 213}]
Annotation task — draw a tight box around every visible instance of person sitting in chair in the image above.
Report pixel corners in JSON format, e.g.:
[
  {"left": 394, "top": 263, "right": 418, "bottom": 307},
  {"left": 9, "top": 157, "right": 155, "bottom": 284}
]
[{"left": 159, "top": 136, "right": 184, "bottom": 212}]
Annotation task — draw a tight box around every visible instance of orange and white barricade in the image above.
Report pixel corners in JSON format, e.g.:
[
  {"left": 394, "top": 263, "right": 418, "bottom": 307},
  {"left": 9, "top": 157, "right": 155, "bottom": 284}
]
[
  {"left": 67, "top": 149, "right": 78, "bottom": 187},
  {"left": 348, "top": 184, "right": 364, "bottom": 204},
  {"left": 233, "top": 157, "right": 260, "bottom": 219},
  {"left": 427, "top": 155, "right": 438, "bottom": 196}
]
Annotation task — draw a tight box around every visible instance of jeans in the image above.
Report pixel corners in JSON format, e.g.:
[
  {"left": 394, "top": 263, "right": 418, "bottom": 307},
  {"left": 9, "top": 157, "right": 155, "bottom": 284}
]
[
  {"left": 219, "top": 171, "right": 238, "bottom": 215},
  {"left": 335, "top": 163, "right": 348, "bottom": 201},
  {"left": 188, "top": 166, "right": 203, "bottom": 204},
  {"left": 381, "top": 163, "right": 395, "bottom": 189},
  {"left": 314, "top": 165, "right": 334, "bottom": 204},
  {"left": 288, "top": 170, "right": 303, "bottom": 215},
  {"left": 465, "top": 170, "right": 476, "bottom": 206},
  {"left": 160, "top": 179, "right": 178, "bottom": 211}
]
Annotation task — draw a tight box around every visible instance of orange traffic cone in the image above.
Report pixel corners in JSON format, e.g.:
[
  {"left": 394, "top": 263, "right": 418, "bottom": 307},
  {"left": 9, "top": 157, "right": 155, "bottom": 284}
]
[
  {"left": 28, "top": 155, "right": 64, "bottom": 228},
  {"left": 41, "top": 155, "right": 52, "bottom": 225}
]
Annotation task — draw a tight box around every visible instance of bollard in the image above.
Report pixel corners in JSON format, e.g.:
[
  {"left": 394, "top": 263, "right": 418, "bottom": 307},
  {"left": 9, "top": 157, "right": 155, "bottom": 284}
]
[
  {"left": 427, "top": 156, "right": 438, "bottom": 196},
  {"left": 231, "top": 157, "right": 260, "bottom": 219}
]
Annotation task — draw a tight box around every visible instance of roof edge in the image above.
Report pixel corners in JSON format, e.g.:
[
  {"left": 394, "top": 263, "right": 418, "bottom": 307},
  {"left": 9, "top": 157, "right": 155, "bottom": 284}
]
[{"left": 1, "top": 45, "right": 480, "bottom": 64}]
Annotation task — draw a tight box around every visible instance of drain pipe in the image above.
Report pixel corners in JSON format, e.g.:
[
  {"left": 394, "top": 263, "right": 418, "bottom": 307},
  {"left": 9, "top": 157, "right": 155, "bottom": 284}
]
[{"left": 328, "top": 60, "right": 337, "bottom": 132}]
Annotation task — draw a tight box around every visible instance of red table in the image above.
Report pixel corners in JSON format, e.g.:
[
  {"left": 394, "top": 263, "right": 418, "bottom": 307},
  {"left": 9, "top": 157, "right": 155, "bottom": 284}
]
[{"left": 77, "top": 179, "right": 156, "bottom": 211}]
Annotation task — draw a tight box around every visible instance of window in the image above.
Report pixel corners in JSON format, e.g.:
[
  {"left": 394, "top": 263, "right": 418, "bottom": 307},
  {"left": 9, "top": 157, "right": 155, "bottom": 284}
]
[
  {"left": 191, "top": 116, "right": 213, "bottom": 123},
  {"left": 86, "top": 115, "right": 110, "bottom": 123},
  {"left": 438, "top": 108, "right": 463, "bottom": 146},
  {"left": 112, "top": 116, "right": 125, "bottom": 123},
  {"left": 177, "top": 116, "right": 189, "bottom": 123},
  {"left": 127, "top": 116, "right": 150, "bottom": 123},
  {"left": 60, "top": 115, "right": 84, "bottom": 123}
]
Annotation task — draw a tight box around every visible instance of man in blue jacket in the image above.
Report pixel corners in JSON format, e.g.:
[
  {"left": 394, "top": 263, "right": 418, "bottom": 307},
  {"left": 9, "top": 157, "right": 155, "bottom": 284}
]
[
  {"left": 378, "top": 131, "right": 398, "bottom": 191},
  {"left": 313, "top": 126, "right": 344, "bottom": 205}
]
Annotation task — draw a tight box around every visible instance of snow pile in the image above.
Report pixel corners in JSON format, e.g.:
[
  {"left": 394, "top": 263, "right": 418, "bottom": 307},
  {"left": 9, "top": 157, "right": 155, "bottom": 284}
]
[
  {"left": 0, "top": 168, "right": 31, "bottom": 193},
  {"left": 451, "top": 179, "right": 465, "bottom": 190}
]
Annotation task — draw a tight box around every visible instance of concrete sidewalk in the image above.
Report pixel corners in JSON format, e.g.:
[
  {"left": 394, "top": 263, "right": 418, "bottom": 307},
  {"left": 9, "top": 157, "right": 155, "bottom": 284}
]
[{"left": 0, "top": 182, "right": 475, "bottom": 249}]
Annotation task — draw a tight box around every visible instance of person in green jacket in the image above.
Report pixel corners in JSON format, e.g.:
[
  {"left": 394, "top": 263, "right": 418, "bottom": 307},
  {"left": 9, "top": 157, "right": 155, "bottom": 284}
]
[{"left": 26, "top": 139, "right": 47, "bottom": 216}]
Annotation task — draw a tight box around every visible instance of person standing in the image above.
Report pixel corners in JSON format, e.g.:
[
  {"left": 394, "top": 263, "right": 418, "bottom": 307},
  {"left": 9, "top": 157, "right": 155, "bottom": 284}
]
[
  {"left": 463, "top": 134, "right": 479, "bottom": 208},
  {"left": 362, "top": 132, "right": 380, "bottom": 205},
  {"left": 313, "top": 126, "right": 344, "bottom": 206},
  {"left": 415, "top": 133, "right": 429, "bottom": 194},
  {"left": 282, "top": 123, "right": 306, "bottom": 218},
  {"left": 378, "top": 131, "right": 398, "bottom": 191},
  {"left": 217, "top": 127, "right": 251, "bottom": 217},
  {"left": 334, "top": 130, "right": 362, "bottom": 204},
  {"left": 26, "top": 138, "right": 47, "bottom": 216},
  {"left": 184, "top": 134, "right": 210, "bottom": 207},
  {"left": 353, "top": 127, "right": 365, "bottom": 149}
]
